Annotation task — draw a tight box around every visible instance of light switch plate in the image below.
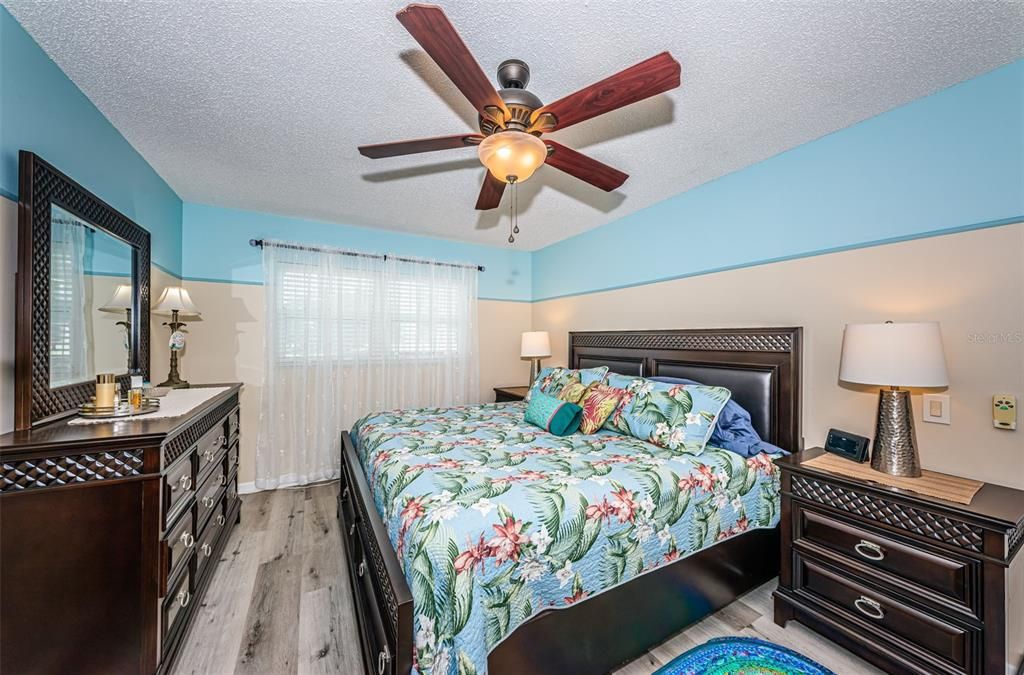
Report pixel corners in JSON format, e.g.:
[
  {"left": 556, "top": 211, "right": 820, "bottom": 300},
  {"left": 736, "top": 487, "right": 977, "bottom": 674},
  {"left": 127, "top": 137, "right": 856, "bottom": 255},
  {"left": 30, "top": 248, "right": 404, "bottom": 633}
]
[
  {"left": 923, "top": 394, "right": 950, "bottom": 424},
  {"left": 993, "top": 394, "right": 1017, "bottom": 430}
]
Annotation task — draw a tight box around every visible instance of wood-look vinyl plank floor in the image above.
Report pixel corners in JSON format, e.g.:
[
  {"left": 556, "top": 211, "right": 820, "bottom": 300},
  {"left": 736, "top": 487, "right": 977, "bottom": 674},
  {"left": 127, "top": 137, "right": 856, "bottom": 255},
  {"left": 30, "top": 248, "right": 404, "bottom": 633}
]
[{"left": 171, "top": 486, "right": 879, "bottom": 675}]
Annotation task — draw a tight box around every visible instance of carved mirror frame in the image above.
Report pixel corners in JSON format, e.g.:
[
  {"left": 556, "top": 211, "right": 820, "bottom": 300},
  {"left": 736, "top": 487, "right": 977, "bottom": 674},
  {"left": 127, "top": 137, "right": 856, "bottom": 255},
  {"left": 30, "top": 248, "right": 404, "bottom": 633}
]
[{"left": 15, "top": 151, "right": 151, "bottom": 429}]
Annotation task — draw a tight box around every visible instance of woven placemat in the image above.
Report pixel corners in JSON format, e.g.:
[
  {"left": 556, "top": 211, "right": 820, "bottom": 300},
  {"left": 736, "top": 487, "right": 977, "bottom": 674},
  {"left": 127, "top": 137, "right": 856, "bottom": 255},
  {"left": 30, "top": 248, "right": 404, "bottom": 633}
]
[{"left": 803, "top": 453, "right": 983, "bottom": 505}]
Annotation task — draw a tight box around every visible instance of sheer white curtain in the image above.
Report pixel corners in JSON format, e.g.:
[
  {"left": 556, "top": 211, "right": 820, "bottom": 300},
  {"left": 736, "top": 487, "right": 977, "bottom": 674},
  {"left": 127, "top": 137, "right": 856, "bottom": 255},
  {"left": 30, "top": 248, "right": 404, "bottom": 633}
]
[
  {"left": 255, "top": 242, "right": 479, "bottom": 490},
  {"left": 49, "top": 214, "right": 88, "bottom": 385}
]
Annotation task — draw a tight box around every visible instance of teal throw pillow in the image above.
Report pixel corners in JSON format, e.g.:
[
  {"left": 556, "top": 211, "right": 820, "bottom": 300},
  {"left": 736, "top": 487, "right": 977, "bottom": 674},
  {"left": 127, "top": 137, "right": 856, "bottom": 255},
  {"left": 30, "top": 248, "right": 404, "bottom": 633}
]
[{"left": 524, "top": 391, "right": 583, "bottom": 436}]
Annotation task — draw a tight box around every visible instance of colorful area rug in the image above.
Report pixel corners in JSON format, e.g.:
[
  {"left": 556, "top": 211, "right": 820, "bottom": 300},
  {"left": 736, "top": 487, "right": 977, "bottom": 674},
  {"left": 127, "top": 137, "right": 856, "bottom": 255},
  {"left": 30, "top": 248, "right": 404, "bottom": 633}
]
[{"left": 655, "top": 636, "right": 835, "bottom": 675}]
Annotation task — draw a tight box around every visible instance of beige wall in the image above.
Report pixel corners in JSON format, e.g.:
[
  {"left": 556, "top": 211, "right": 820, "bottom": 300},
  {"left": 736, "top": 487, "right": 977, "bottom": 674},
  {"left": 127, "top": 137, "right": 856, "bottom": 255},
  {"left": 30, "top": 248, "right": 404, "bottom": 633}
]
[
  {"left": 180, "top": 278, "right": 532, "bottom": 490},
  {"left": 533, "top": 223, "right": 1024, "bottom": 489}
]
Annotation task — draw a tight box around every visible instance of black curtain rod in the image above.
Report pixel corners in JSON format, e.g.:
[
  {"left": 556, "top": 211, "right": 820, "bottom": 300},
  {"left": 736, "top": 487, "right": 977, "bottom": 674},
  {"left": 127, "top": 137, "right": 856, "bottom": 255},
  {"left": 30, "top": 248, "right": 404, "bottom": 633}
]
[{"left": 248, "top": 239, "right": 484, "bottom": 272}]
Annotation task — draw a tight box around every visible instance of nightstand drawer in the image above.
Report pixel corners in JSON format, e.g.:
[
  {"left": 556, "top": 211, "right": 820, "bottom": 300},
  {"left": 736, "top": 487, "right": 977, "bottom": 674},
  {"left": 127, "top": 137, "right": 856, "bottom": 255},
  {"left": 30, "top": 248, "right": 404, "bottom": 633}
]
[
  {"left": 794, "top": 504, "right": 975, "bottom": 613},
  {"left": 794, "top": 551, "right": 979, "bottom": 672}
]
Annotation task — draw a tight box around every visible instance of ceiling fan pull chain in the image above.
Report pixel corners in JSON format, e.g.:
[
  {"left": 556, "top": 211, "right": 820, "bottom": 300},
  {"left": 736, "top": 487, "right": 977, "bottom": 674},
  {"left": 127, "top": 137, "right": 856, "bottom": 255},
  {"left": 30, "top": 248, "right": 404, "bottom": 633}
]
[
  {"left": 507, "top": 176, "right": 517, "bottom": 244},
  {"left": 513, "top": 181, "right": 520, "bottom": 235}
]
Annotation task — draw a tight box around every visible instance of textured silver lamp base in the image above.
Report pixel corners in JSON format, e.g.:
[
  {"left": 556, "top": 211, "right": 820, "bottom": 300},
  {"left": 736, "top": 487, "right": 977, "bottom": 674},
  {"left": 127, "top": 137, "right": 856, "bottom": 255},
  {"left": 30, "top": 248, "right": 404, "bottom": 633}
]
[
  {"left": 528, "top": 358, "right": 543, "bottom": 384},
  {"left": 871, "top": 388, "right": 922, "bottom": 477}
]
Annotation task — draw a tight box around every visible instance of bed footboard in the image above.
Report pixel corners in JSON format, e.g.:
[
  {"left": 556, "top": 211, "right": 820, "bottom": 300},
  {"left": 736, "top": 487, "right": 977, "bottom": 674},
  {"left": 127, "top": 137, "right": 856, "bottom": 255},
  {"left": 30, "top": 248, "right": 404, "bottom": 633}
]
[{"left": 339, "top": 431, "right": 413, "bottom": 675}]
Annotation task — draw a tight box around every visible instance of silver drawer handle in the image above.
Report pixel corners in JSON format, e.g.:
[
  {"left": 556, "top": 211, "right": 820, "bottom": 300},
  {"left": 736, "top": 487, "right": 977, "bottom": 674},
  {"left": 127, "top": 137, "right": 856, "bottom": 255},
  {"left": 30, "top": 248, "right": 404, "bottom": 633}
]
[
  {"left": 180, "top": 531, "right": 195, "bottom": 549},
  {"left": 854, "top": 595, "right": 884, "bottom": 620},
  {"left": 178, "top": 474, "right": 192, "bottom": 492},
  {"left": 377, "top": 645, "right": 391, "bottom": 675},
  {"left": 203, "top": 449, "right": 216, "bottom": 462},
  {"left": 216, "top": 514, "right": 226, "bottom": 527},
  {"left": 854, "top": 540, "right": 885, "bottom": 561},
  {"left": 358, "top": 560, "right": 366, "bottom": 578},
  {"left": 177, "top": 588, "right": 191, "bottom": 608},
  {"left": 342, "top": 487, "right": 350, "bottom": 500},
  {"left": 202, "top": 496, "right": 217, "bottom": 509},
  {"left": 220, "top": 473, "right": 228, "bottom": 487},
  {"left": 349, "top": 523, "right": 356, "bottom": 536},
  {"left": 201, "top": 542, "right": 213, "bottom": 557}
]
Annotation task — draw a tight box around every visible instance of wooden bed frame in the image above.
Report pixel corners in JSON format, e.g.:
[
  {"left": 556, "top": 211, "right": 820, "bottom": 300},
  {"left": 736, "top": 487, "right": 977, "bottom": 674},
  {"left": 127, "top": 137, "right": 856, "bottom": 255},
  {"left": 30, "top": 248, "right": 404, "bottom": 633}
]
[{"left": 338, "top": 327, "right": 802, "bottom": 674}]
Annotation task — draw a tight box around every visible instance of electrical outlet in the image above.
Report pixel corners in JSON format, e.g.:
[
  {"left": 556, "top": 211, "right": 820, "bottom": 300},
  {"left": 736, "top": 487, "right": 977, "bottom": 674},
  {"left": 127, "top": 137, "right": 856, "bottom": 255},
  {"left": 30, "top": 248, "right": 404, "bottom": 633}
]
[
  {"left": 993, "top": 394, "right": 1017, "bottom": 430},
  {"left": 922, "top": 394, "right": 950, "bottom": 425}
]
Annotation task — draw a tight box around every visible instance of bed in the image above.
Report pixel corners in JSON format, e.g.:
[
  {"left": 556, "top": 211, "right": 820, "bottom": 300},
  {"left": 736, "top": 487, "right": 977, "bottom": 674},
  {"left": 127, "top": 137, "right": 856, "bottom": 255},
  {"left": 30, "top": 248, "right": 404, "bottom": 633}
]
[{"left": 338, "top": 327, "right": 802, "bottom": 675}]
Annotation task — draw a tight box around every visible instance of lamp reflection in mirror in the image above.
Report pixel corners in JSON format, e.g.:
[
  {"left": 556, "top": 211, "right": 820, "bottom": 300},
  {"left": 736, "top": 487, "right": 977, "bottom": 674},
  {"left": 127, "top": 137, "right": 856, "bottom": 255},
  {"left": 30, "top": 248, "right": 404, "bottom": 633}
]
[
  {"left": 99, "top": 283, "right": 133, "bottom": 371},
  {"left": 839, "top": 321, "right": 949, "bottom": 477},
  {"left": 152, "top": 286, "right": 201, "bottom": 389},
  {"left": 521, "top": 331, "right": 551, "bottom": 385}
]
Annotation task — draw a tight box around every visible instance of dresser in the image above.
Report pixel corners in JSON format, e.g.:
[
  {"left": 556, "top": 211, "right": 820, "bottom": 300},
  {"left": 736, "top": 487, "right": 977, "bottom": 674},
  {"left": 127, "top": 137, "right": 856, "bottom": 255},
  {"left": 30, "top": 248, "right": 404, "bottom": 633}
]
[
  {"left": 0, "top": 384, "right": 242, "bottom": 675},
  {"left": 774, "top": 449, "right": 1024, "bottom": 675}
]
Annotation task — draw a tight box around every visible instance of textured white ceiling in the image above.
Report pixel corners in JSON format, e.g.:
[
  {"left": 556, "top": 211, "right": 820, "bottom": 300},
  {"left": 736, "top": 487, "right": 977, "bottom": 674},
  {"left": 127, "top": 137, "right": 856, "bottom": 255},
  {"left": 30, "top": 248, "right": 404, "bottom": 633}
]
[{"left": 6, "top": 1, "right": 1023, "bottom": 249}]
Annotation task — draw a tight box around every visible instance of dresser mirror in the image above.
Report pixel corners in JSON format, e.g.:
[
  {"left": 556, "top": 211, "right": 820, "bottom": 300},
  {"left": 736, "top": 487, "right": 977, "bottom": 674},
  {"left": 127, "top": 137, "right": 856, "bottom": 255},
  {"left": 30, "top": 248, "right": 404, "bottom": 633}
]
[{"left": 16, "top": 151, "right": 151, "bottom": 429}]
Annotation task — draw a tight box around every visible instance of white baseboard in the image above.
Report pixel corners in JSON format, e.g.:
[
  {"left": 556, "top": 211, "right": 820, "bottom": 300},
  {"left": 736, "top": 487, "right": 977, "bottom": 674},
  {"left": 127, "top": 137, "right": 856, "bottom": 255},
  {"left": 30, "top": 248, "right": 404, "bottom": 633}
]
[{"left": 237, "top": 473, "right": 340, "bottom": 495}]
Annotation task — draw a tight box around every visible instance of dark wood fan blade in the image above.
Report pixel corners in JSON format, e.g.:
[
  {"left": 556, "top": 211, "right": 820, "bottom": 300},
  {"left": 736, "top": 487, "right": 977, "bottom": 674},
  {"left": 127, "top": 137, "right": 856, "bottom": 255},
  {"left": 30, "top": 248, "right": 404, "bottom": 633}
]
[
  {"left": 530, "top": 52, "right": 680, "bottom": 132},
  {"left": 358, "top": 134, "right": 483, "bottom": 159},
  {"left": 544, "top": 141, "right": 628, "bottom": 191},
  {"left": 475, "top": 172, "right": 506, "bottom": 209},
  {"left": 396, "top": 4, "right": 508, "bottom": 125}
]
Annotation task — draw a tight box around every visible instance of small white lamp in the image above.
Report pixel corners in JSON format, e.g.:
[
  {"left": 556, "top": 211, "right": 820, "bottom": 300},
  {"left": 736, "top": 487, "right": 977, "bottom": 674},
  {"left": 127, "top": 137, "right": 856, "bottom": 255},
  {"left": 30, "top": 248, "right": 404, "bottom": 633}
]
[
  {"left": 521, "top": 331, "right": 551, "bottom": 384},
  {"left": 152, "top": 286, "right": 201, "bottom": 388},
  {"left": 839, "top": 321, "right": 949, "bottom": 477}
]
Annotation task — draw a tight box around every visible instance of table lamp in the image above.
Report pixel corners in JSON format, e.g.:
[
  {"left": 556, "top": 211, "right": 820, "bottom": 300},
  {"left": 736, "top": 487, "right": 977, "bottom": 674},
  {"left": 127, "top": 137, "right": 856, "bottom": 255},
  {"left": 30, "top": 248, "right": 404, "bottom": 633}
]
[
  {"left": 153, "top": 286, "right": 201, "bottom": 388},
  {"left": 839, "top": 321, "right": 948, "bottom": 477},
  {"left": 99, "top": 283, "right": 133, "bottom": 370},
  {"left": 521, "top": 331, "right": 551, "bottom": 384}
]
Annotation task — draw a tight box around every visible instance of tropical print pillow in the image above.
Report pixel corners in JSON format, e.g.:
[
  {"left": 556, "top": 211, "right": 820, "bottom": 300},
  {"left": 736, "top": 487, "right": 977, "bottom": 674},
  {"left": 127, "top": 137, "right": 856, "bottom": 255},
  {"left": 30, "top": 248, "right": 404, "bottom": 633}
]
[
  {"left": 577, "top": 382, "right": 624, "bottom": 434},
  {"left": 524, "top": 365, "right": 609, "bottom": 402},
  {"left": 603, "top": 374, "right": 731, "bottom": 454},
  {"left": 557, "top": 380, "right": 588, "bottom": 404}
]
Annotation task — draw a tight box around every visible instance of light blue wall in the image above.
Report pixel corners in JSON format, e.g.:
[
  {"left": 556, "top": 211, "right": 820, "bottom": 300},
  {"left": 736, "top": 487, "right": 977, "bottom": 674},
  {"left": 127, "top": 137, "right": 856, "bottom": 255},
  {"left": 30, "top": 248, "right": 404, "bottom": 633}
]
[
  {"left": 533, "top": 59, "right": 1024, "bottom": 301},
  {"left": 0, "top": 6, "right": 183, "bottom": 275},
  {"left": 181, "top": 203, "right": 532, "bottom": 302}
]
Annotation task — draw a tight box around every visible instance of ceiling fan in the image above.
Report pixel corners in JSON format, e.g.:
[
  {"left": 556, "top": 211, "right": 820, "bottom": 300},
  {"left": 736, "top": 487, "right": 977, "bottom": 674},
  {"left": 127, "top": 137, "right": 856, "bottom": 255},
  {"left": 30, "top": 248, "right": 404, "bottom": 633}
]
[{"left": 358, "top": 3, "right": 681, "bottom": 211}]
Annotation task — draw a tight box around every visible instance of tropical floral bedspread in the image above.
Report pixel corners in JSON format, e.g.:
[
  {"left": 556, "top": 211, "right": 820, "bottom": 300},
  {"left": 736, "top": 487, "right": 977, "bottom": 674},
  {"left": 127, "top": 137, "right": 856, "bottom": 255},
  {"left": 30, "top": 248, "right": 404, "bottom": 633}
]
[{"left": 352, "top": 402, "right": 781, "bottom": 675}]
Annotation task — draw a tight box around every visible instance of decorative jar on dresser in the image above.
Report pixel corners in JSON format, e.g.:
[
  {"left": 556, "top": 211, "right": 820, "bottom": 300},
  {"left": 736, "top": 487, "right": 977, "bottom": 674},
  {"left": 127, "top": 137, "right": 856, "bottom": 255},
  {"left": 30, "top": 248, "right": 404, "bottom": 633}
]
[
  {"left": 774, "top": 448, "right": 1024, "bottom": 675},
  {"left": 0, "top": 384, "right": 243, "bottom": 675}
]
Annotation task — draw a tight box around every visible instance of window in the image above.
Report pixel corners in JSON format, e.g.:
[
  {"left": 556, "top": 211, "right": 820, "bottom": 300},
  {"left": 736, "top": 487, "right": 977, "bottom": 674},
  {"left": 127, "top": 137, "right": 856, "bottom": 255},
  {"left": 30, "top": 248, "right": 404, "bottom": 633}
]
[{"left": 273, "top": 259, "right": 472, "bottom": 363}]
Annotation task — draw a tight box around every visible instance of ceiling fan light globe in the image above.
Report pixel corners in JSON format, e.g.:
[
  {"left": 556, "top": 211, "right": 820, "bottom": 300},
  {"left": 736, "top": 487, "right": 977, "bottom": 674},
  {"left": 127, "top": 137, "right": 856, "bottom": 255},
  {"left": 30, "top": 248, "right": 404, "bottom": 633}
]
[{"left": 478, "top": 131, "right": 546, "bottom": 184}]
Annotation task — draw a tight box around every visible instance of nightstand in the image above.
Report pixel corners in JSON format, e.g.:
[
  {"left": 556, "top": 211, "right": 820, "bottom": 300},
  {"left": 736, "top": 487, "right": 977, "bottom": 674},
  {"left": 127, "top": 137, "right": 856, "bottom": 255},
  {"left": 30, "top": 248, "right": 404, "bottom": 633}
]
[
  {"left": 774, "top": 448, "right": 1024, "bottom": 675},
  {"left": 493, "top": 386, "right": 529, "bottom": 402}
]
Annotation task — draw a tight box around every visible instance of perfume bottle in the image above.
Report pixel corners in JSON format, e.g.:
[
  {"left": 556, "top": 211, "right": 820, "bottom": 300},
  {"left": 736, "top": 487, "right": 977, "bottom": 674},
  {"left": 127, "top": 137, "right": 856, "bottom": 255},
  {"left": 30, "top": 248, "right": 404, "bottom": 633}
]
[{"left": 129, "top": 375, "right": 144, "bottom": 409}]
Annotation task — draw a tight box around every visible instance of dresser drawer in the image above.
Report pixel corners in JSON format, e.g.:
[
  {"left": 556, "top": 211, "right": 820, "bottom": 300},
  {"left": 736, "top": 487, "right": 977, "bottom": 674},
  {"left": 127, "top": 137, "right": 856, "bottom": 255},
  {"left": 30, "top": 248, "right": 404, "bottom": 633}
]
[
  {"left": 162, "top": 561, "right": 194, "bottom": 654},
  {"left": 196, "top": 464, "right": 226, "bottom": 531},
  {"left": 226, "top": 439, "right": 239, "bottom": 473},
  {"left": 794, "top": 504, "right": 976, "bottom": 614},
  {"left": 227, "top": 407, "right": 240, "bottom": 441},
  {"left": 163, "top": 509, "right": 195, "bottom": 595},
  {"left": 163, "top": 454, "right": 195, "bottom": 526},
  {"left": 793, "top": 551, "right": 979, "bottom": 672},
  {"left": 196, "top": 425, "right": 227, "bottom": 480},
  {"left": 196, "top": 498, "right": 228, "bottom": 581}
]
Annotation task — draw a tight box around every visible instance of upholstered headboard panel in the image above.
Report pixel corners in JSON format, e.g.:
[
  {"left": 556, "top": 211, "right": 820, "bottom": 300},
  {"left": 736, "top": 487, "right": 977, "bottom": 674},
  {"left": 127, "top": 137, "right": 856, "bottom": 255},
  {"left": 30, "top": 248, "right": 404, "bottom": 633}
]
[{"left": 569, "top": 328, "right": 802, "bottom": 452}]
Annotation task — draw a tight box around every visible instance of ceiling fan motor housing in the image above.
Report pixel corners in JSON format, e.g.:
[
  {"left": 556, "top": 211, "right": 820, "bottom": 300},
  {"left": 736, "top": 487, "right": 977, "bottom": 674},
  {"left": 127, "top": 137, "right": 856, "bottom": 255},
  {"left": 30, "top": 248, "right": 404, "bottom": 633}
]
[{"left": 479, "top": 59, "right": 544, "bottom": 134}]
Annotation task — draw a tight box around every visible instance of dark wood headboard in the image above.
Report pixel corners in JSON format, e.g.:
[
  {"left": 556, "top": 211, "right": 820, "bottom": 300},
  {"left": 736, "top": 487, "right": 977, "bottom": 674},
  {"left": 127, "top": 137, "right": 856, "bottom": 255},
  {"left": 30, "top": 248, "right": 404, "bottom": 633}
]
[{"left": 568, "top": 327, "right": 802, "bottom": 452}]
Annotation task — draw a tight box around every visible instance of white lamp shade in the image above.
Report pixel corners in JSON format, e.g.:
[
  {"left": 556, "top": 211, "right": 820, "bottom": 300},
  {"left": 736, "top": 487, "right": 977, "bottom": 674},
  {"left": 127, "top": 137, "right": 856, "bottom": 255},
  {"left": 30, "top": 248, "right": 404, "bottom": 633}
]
[
  {"left": 839, "top": 322, "right": 948, "bottom": 387},
  {"left": 99, "top": 284, "right": 133, "bottom": 312},
  {"left": 152, "top": 286, "right": 200, "bottom": 317},
  {"left": 521, "top": 331, "right": 551, "bottom": 358}
]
